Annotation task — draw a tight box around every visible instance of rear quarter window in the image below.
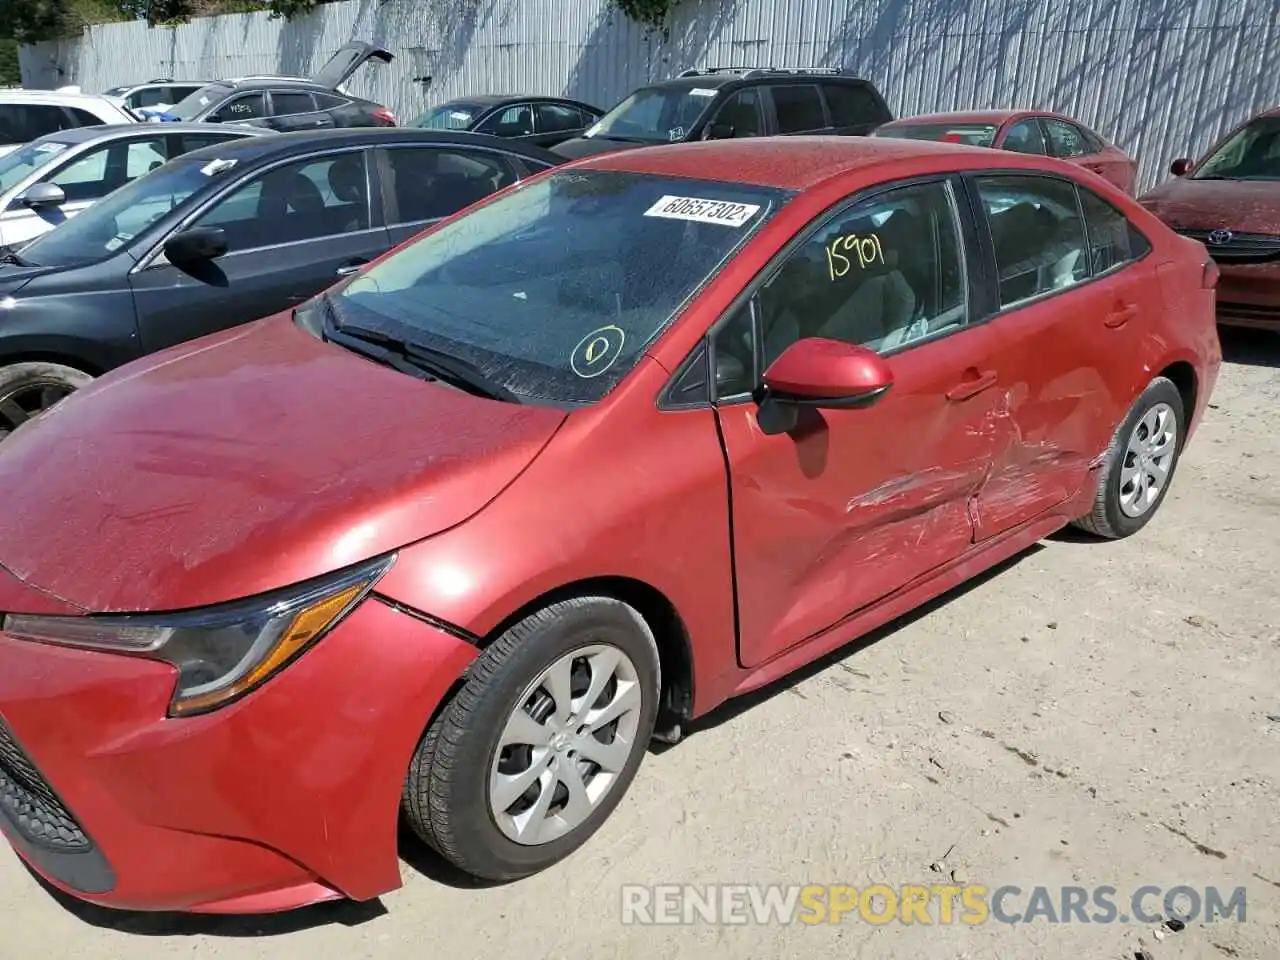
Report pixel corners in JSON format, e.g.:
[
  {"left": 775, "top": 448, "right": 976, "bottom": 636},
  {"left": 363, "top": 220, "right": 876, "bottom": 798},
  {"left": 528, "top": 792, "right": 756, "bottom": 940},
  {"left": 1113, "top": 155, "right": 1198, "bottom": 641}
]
[
  {"left": 821, "top": 83, "right": 888, "bottom": 127},
  {"left": 770, "top": 84, "right": 827, "bottom": 134},
  {"left": 1079, "top": 187, "right": 1150, "bottom": 274}
]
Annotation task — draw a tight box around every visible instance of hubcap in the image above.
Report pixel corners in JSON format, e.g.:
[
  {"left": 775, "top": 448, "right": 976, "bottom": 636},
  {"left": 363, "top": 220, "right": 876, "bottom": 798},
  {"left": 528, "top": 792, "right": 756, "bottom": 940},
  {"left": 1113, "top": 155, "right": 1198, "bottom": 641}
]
[
  {"left": 489, "top": 644, "right": 643, "bottom": 846},
  {"left": 0, "top": 379, "right": 76, "bottom": 441},
  {"left": 1119, "top": 402, "right": 1177, "bottom": 518}
]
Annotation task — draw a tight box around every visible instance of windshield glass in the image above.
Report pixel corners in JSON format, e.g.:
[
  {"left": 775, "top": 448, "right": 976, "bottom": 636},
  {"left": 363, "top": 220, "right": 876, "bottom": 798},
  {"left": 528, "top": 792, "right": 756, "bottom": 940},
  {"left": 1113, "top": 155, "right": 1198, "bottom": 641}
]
[
  {"left": 20, "top": 156, "right": 223, "bottom": 268},
  {"left": 585, "top": 86, "right": 718, "bottom": 143},
  {"left": 167, "top": 82, "right": 234, "bottom": 120},
  {"left": 325, "top": 170, "right": 789, "bottom": 404},
  {"left": 0, "top": 139, "right": 73, "bottom": 193},
  {"left": 875, "top": 122, "right": 999, "bottom": 147},
  {"left": 1194, "top": 115, "right": 1280, "bottom": 180},
  {"left": 412, "top": 104, "right": 478, "bottom": 130}
]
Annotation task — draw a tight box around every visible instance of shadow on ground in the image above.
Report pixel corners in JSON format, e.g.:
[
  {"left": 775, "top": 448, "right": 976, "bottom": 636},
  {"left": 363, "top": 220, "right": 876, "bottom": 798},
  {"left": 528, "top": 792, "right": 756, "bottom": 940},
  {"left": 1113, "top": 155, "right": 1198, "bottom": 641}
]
[{"left": 1219, "top": 327, "right": 1280, "bottom": 369}]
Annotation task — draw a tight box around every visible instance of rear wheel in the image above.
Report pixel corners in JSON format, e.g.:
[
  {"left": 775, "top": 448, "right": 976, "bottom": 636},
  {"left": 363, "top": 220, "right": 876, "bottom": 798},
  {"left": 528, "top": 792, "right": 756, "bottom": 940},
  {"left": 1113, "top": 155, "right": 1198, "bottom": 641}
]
[
  {"left": 1072, "top": 376, "right": 1184, "bottom": 539},
  {"left": 403, "top": 596, "right": 660, "bottom": 880},
  {"left": 0, "top": 362, "right": 93, "bottom": 442}
]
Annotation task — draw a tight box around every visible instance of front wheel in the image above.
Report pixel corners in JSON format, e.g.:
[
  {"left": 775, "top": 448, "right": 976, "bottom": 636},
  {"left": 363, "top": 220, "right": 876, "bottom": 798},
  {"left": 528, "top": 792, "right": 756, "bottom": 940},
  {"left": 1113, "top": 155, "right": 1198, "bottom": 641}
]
[
  {"left": 0, "top": 362, "right": 94, "bottom": 442},
  {"left": 1072, "top": 375, "right": 1185, "bottom": 539},
  {"left": 403, "top": 596, "right": 660, "bottom": 880}
]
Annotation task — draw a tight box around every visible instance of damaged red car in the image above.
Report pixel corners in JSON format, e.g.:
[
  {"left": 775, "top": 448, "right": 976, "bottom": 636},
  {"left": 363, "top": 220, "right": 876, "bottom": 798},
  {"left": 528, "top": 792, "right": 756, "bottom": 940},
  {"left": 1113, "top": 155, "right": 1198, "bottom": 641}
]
[
  {"left": 1140, "top": 107, "right": 1280, "bottom": 329},
  {"left": 0, "top": 135, "right": 1220, "bottom": 914}
]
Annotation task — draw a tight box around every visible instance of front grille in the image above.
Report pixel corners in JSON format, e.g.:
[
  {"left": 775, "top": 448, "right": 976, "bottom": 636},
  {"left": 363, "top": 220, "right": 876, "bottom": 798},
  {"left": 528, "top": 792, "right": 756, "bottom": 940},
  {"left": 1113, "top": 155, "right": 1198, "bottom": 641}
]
[
  {"left": 0, "top": 718, "right": 89, "bottom": 852},
  {"left": 1179, "top": 229, "right": 1280, "bottom": 264}
]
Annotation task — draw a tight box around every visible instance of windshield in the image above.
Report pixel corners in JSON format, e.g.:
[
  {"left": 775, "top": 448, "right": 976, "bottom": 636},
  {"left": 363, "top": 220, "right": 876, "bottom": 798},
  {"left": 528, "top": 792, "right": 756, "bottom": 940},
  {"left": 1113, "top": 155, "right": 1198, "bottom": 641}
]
[
  {"left": 103, "top": 85, "right": 130, "bottom": 96},
  {"left": 585, "top": 86, "right": 718, "bottom": 144},
  {"left": 167, "top": 82, "right": 234, "bottom": 120},
  {"left": 0, "top": 140, "right": 72, "bottom": 193},
  {"left": 875, "top": 122, "right": 999, "bottom": 147},
  {"left": 1194, "top": 115, "right": 1280, "bottom": 180},
  {"left": 324, "top": 170, "right": 789, "bottom": 404},
  {"left": 413, "top": 104, "right": 478, "bottom": 130},
  {"left": 19, "top": 156, "right": 222, "bottom": 268}
]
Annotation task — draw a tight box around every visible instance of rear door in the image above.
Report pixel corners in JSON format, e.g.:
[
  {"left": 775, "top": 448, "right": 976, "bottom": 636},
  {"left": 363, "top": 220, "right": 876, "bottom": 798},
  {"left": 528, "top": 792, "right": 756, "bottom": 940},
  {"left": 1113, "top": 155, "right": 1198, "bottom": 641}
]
[
  {"left": 128, "top": 147, "right": 390, "bottom": 353},
  {"left": 964, "top": 172, "right": 1152, "bottom": 539},
  {"left": 264, "top": 89, "right": 335, "bottom": 132},
  {"left": 375, "top": 143, "right": 528, "bottom": 246},
  {"left": 310, "top": 41, "right": 394, "bottom": 90}
]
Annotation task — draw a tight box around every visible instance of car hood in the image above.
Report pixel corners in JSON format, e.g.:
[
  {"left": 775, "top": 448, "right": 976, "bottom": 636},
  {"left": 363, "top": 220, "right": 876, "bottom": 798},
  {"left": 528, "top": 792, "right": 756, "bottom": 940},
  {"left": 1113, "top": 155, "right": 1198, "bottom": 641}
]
[
  {"left": 0, "top": 261, "right": 57, "bottom": 296},
  {"left": 551, "top": 136, "right": 648, "bottom": 160},
  {"left": 0, "top": 314, "right": 568, "bottom": 613},
  {"left": 1139, "top": 177, "right": 1280, "bottom": 233}
]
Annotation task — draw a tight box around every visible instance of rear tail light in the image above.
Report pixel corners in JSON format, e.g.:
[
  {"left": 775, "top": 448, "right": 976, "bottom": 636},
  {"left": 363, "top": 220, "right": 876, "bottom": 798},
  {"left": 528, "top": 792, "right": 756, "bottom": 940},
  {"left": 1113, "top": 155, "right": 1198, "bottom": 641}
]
[
  {"left": 371, "top": 107, "right": 397, "bottom": 126},
  {"left": 1202, "top": 259, "right": 1220, "bottom": 289}
]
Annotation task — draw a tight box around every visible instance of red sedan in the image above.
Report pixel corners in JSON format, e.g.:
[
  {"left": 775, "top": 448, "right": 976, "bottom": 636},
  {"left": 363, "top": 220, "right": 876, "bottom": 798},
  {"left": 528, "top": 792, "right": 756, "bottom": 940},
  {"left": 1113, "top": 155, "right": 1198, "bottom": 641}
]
[
  {"left": 874, "top": 110, "right": 1139, "bottom": 194},
  {"left": 0, "top": 135, "right": 1220, "bottom": 914}
]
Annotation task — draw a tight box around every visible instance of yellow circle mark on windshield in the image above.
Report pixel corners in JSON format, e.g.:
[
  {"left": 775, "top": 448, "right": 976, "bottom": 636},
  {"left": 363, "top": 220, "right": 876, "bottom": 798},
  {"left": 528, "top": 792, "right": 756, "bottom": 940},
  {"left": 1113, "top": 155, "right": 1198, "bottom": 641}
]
[{"left": 570, "top": 325, "right": 626, "bottom": 378}]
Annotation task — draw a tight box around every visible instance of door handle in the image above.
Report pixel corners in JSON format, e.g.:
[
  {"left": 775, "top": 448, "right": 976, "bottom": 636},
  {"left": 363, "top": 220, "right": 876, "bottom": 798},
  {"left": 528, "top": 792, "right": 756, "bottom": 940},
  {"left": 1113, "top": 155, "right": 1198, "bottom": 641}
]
[
  {"left": 1104, "top": 303, "right": 1138, "bottom": 328},
  {"left": 946, "top": 369, "right": 997, "bottom": 402},
  {"left": 336, "top": 260, "right": 368, "bottom": 277}
]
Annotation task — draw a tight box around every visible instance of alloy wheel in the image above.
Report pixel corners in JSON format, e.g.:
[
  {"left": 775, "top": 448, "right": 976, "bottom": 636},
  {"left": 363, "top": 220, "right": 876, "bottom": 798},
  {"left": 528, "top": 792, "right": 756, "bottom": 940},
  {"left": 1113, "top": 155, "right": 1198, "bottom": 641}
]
[
  {"left": 1118, "top": 401, "right": 1177, "bottom": 518},
  {"left": 0, "top": 379, "right": 76, "bottom": 441}
]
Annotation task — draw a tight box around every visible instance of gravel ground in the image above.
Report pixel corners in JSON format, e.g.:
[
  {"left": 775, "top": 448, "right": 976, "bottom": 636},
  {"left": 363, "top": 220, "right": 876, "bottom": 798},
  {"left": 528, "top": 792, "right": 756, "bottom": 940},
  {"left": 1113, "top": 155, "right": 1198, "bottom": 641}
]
[{"left": 1, "top": 329, "right": 1277, "bottom": 960}]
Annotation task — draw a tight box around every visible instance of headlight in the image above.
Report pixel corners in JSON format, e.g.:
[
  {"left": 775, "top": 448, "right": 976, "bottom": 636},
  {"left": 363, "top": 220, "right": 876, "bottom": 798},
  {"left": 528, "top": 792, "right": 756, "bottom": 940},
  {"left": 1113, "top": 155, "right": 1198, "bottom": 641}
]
[{"left": 1, "top": 554, "right": 394, "bottom": 717}]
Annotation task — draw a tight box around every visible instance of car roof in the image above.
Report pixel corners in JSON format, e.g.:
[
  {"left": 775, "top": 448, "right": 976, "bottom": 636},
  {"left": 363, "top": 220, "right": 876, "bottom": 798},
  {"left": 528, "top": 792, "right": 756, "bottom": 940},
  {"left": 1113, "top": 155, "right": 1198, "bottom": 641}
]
[
  {"left": 570, "top": 134, "right": 1013, "bottom": 191},
  {"left": 883, "top": 110, "right": 1031, "bottom": 126},
  {"left": 447, "top": 94, "right": 593, "bottom": 108},
  {"left": 215, "top": 78, "right": 334, "bottom": 94},
  {"left": 32, "top": 121, "right": 272, "bottom": 146},
  {"left": 176, "top": 127, "right": 564, "bottom": 165},
  {"left": 0, "top": 89, "right": 120, "bottom": 106}
]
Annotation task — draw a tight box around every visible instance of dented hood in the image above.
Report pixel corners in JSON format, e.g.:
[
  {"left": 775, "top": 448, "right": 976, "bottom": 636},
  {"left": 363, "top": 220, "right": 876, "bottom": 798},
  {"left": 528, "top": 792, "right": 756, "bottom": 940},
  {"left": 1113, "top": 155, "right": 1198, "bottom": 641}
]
[
  {"left": 1140, "top": 176, "right": 1280, "bottom": 234},
  {"left": 0, "top": 315, "right": 566, "bottom": 613}
]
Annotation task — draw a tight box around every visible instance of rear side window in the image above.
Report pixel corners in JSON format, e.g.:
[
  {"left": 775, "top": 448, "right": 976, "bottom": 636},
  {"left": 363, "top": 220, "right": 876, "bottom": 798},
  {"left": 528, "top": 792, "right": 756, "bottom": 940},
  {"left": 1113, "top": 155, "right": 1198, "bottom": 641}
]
[
  {"left": 535, "top": 102, "right": 582, "bottom": 133},
  {"left": 382, "top": 146, "right": 519, "bottom": 225},
  {"left": 975, "top": 174, "right": 1090, "bottom": 308},
  {"left": 271, "top": 91, "right": 316, "bottom": 116},
  {"left": 1001, "top": 119, "right": 1048, "bottom": 155},
  {"left": 770, "top": 85, "right": 826, "bottom": 134},
  {"left": 314, "top": 92, "right": 349, "bottom": 110},
  {"left": 1079, "top": 187, "right": 1150, "bottom": 274},
  {"left": 0, "top": 104, "right": 72, "bottom": 142},
  {"left": 821, "top": 83, "right": 885, "bottom": 127},
  {"left": 66, "top": 107, "right": 108, "bottom": 128}
]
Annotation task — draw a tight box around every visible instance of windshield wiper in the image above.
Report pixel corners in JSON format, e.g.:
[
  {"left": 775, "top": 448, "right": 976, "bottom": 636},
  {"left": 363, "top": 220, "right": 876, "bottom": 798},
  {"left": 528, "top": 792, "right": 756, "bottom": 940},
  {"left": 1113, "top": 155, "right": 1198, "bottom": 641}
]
[
  {"left": 320, "top": 298, "right": 519, "bottom": 403},
  {"left": 0, "top": 247, "right": 30, "bottom": 267}
]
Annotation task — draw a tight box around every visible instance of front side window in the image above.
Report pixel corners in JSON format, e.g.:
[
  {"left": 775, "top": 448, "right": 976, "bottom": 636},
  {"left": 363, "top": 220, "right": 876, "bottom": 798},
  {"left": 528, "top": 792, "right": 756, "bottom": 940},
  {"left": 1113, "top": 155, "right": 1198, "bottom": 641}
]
[
  {"left": 382, "top": 146, "right": 519, "bottom": 225},
  {"left": 191, "top": 152, "right": 371, "bottom": 249},
  {"left": 709, "top": 88, "right": 762, "bottom": 138},
  {"left": 167, "top": 82, "right": 235, "bottom": 121},
  {"left": 18, "top": 157, "right": 218, "bottom": 267},
  {"left": 326, "top": 171, "right": 789, "bottom": 403},
  {"left": 211, "top": 93, "right": 266, "bottom": 122},
  {"left": 1042, "top": 118, "right": 1089, "bottom": 158},
  {"left": 1194, "top": 115, "right": 1280, "bottom": 181},
  {"left": 45, "top": 138, "right": 168, "bottom": 202},
  {"left": 743, "top": 179, "right": 967, "bottom": 370},
  {"left": 976, "top": 175, "right": 1089, "bottom": 307},
  {"left": 1079, "top": 188, "right": 1151, "bottom": 275},
  {"left": 476, "top": 105, "right": 534, "bottom": 138},
  {"left": 1001, "top": 119, "right": 1048, "bottom": 154},
  {"left": 584, "top": 86, "right": 717, "bottom": 144},
  {"left": 412, "top": 104, "right": 477, "bottom": 130},
  {"left": 771, "top": 84, "right": 827, "bottom": 134},
  {"left": 875, "top": 121, "right": 999, "bottom": 147}
]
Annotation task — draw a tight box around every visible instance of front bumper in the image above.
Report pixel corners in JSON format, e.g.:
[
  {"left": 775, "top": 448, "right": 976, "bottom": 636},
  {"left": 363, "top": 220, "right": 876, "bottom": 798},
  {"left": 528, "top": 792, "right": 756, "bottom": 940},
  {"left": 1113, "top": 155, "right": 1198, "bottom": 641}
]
[
  {"left": 0, "top": 597, "right": 476, "bottom": 913},
  {"left": 1214, "top": 257, "right": 1280, "bottom": 329}
]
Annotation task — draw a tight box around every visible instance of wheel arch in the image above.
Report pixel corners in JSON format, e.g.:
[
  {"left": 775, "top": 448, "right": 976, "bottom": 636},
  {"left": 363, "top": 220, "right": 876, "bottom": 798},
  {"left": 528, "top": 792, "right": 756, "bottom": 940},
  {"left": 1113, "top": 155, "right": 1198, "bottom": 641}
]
[
  {"left": 1157, "top": 359, "right": 1197, "bottom": 439},
  {"left": 479, "top": 576, "right": 695, "bottom": 731},
  {"left": 0, "top": 347, "right": 106, "bottom": 377}
]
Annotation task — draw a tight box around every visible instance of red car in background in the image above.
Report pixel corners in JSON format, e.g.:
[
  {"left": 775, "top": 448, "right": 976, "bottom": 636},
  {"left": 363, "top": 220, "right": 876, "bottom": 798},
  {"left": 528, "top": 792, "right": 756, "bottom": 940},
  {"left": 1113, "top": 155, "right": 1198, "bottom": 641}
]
[
  {"left": 874, "top": 110, "right": 1139, "bottom": 194},
  {"left": 0, "top": 135, "right": 1219, "bottom": 915},
  {"left": 1140, "top": 107, "right": 1280, "bottom": 330}
]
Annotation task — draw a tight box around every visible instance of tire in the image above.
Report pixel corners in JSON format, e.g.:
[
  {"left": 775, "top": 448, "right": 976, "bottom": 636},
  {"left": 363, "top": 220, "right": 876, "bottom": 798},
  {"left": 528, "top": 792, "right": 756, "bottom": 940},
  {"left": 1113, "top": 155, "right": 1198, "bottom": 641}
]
[
  {"left": 403, "top": 596, "right": 661, "bottom": 881},
  {"left": 0, "top": 362, "right": 94, "bottom": 442},
  {"left": 1071, "top": 376, "right": 1185, "bottom": 539}
]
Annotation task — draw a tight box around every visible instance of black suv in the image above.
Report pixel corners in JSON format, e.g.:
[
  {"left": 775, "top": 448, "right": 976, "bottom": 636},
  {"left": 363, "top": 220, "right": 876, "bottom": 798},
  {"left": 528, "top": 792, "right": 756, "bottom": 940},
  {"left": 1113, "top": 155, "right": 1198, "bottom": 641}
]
[{"left": 553, "top": 66, "right": 893, "bottom": 159}]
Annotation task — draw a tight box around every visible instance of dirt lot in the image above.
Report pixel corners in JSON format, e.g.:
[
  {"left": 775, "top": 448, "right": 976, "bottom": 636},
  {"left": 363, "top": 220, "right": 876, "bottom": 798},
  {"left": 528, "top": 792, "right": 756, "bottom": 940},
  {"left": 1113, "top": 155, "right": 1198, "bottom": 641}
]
[{"left": 1, "top": 330, "right": 1277, "bottom": 960}]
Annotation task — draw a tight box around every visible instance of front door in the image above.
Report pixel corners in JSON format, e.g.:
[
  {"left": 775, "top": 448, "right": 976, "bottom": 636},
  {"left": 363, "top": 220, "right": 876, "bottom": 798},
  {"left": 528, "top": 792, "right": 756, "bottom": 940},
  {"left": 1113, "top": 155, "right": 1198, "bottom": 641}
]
[
  {"left": 710, "top": 177, "right": 1007, "bottom": 669},
  {"left": 966, "top": 172, "right": 1152, "bottom": 540},
  {"left": 130, "top": 149, "right": 390, "bottom": 354}
]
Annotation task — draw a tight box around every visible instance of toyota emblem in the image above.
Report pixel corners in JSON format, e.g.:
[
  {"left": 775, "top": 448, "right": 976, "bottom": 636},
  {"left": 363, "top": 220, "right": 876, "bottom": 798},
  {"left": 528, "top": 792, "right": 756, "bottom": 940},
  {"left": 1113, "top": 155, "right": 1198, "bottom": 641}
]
[{"left": 1207, "top": 228, "right": 1233, "bottom": 245}]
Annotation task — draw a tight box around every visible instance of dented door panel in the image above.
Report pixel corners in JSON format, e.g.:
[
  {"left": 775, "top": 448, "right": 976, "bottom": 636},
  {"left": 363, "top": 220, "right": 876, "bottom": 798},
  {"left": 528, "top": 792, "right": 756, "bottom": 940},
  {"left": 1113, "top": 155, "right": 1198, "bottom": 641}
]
[{"left": 721, "top": 321, "right": 1006, "bottom": 670}]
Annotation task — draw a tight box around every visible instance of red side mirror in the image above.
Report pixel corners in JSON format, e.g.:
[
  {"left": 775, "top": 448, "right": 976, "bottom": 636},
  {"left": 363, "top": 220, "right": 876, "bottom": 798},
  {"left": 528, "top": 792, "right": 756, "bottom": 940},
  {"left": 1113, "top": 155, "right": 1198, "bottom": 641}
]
[
  {"left": 1170, "top": 157, "right": 1193, "bottom": 177},
  {"left": 762, "top": 337, "right": 894, "bottom": 409}
]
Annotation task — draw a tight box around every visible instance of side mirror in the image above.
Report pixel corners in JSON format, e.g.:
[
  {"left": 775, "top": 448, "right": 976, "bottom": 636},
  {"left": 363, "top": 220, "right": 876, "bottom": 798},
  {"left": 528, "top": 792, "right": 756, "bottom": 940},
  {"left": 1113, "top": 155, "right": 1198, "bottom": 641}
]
[
  {"left": 1170, "top": 157, "right": 1193, "bottom": 177},
  {"left": 164, "top": 226, "right": 228, "bottom": 265},
  {"left": 705, "top": 122, "right": 736, "bottom": 141},
  {"left": 17, "top": 182, "right": 66, "bottom": 209},
  {"left": 758, "top": 338, "right": 893, "bottom": 433}
]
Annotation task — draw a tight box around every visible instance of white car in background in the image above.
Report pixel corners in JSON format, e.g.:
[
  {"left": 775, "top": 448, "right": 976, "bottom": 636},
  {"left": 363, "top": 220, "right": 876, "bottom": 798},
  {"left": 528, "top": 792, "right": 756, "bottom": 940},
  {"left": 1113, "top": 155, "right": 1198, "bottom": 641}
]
[
  {"left": 102, "top": 79, "right": 209, "bottom": 116},
  {"left": 0, "top": 89, "right": 136, "bottom": 158}
]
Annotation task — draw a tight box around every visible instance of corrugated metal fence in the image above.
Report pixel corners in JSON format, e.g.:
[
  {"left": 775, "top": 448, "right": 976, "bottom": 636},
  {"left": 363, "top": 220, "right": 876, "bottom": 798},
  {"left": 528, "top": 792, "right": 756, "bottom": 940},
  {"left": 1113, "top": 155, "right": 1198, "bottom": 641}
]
[{"left": 19, "top": 0, "right": 1280, "bottom": 192}]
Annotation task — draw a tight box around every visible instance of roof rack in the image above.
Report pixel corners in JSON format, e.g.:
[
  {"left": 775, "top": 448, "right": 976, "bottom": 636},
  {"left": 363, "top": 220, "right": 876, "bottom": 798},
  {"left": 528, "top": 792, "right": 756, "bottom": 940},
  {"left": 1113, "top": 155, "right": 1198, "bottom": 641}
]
[{"left": 676, "top": 66, "right": 850, "bottom": 79}]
